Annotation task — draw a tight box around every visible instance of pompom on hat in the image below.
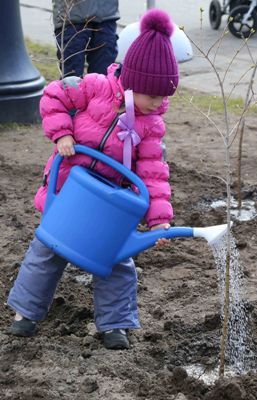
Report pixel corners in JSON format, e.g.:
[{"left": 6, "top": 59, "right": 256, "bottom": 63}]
[{"left": 120, "top": 9, "right": 179, "bottom": 97}]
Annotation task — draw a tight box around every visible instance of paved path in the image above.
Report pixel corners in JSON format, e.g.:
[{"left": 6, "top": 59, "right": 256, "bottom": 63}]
[{"left": 20, "top": 0, "right": 257, "bottom": 98}]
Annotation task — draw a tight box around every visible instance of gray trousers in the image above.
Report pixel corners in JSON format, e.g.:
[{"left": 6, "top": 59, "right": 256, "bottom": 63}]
[{"left": 8, "top": 237, "right": 140, "bottom": 332}]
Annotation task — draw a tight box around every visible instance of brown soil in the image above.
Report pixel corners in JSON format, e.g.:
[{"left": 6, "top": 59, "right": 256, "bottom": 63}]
[{"left": 1, "top": 100, "right": 257, "bottom": 400}]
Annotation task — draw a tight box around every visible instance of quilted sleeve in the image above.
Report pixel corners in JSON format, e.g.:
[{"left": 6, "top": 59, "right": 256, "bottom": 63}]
[
  {"left": 135, "top": 117, "right": 173, "bottom": 228},
  {"left": 39, "top": 74, "right": 99, "bottom": 143}
]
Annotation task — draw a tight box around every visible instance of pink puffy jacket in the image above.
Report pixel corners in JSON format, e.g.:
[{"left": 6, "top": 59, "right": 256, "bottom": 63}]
[{"left": 35, "top": 64, "right": 173, "bottom": 227}]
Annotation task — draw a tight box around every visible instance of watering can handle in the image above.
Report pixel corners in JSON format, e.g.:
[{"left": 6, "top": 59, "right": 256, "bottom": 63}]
[{"left": 45, "top": 144, "right": 149, "bottom": 213}]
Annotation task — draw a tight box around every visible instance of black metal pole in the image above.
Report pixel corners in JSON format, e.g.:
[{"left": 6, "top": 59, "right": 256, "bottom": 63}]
[
  {"left": 0, "top": 0, "right": 45, "bottom": 123},
  {"left": 146, "top": 0, "right": 156, "bottom": 9}
]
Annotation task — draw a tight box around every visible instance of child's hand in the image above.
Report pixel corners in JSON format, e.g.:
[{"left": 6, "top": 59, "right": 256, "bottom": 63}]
[
  {"left": 151, "top": 223, "right": 171, "bottom": 247},
  {"left": 57, "top": 135, "right": 75, "bottom": 157}
]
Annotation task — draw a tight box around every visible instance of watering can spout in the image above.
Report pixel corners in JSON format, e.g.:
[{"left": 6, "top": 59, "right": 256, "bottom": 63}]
[
  {"left": 115, "top": 223, "right": 233, "bottom": 264},
  {"left": 193, "top": 222, "right": 233, "bottom": 245},
  {"left": 114, "top": 227, "right": 195, "bottom": 264}
]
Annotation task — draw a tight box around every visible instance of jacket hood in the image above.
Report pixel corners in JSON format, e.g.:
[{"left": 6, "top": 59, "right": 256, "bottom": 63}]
[{"left": 107, "top": 63, "right": 125, "bottom": 104}]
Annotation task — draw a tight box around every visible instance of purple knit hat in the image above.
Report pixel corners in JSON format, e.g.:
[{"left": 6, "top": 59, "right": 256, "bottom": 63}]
[{"left": 120, "top": 8, "right": 179, "bottom": 97}]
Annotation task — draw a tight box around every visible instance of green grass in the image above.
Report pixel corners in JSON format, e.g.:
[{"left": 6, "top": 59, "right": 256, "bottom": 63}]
[
  {"left": 10, "top": 39, "right": 257, "bottom": 119},
  {"left": 173, "top": 87, "right": 257, "bottom": 115},
  {"left": 0, "top": 123, "right": 28, "bottom": 132},
  {"left": 25, "top": 38, "right": 59, "bottom": 82}
]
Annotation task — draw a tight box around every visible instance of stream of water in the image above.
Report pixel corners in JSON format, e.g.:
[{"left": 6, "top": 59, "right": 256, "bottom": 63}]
[
  {"left": 212, "top": 234, "right": 249, "bottom": 373},
  {"left": 185, "top": 233, "right": 254, "bottom": 384}
]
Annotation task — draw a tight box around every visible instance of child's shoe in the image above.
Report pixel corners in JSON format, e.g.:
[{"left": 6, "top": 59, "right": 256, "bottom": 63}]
[
  {"left": 102, "top": 328, "right": 129, "bottom": 350},
  {"left": 9, "top": 317, "right": 37, "bottom": 337}
]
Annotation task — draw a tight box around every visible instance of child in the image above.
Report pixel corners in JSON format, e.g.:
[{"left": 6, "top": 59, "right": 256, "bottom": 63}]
[{"left": 7, "top": 8, "right": 179, "bottom": 350}]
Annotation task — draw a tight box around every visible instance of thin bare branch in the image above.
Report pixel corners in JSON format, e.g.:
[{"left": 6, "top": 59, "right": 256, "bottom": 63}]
[
  {"left": 63, "top": 42, "right": 105, "bottom": 65},
  {"left": 225, "top": 65, "right": 255, "bottom": 104},
  {"left": 222, "top": 37, "right": 251, "bottom": 84},
  {"left": 186, "top": 32, "right": 230, "bottom": 138},
  {"left": 176, "top": 89, "right": 226, "bottom": 144},
  {"left": 211, "top": 21, "right": 230, "bottom": 65}
]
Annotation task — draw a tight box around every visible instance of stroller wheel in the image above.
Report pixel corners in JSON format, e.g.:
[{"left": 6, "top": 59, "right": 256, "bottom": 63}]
[
  {"left": 209, "top": 0, "right": 222, "bottom": 29},
  {"left": 228, "top": 5, "right": 257, "bottom": 38}
]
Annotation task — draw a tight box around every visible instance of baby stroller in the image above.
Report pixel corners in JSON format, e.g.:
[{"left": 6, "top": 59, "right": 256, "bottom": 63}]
[{"left": 209, "top": 0, "right": 257, "bottom": 38}]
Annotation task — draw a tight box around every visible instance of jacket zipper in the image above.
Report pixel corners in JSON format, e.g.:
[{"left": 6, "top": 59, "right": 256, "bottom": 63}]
[{"left": 89, "top": 114, "right": 120, "bottom": 170}]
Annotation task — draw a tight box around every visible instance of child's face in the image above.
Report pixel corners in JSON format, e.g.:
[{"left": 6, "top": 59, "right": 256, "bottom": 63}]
[{"left": 133, "top": 93, "right": 165, "bottom": 114}]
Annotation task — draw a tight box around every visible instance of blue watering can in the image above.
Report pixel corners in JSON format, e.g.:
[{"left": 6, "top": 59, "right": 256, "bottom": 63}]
[{"left": 36, "top": 145, "right": 230, "bottom": 277}]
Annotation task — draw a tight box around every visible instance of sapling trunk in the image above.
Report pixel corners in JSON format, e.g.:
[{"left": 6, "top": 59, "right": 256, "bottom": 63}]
[
  {"left": 218, "top": 73, "right": 232, "bottom": 378},
  {"left": 236, "top": 59, "right": 257, "bottom": 212},
  {"left": 237, "top": 121, "right": 245, "bottom": 212}
]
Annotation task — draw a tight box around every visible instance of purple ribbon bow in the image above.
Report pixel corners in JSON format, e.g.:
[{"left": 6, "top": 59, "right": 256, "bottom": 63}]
[{"left": 117, "top": 90, "right": 141, "bottom": 169}]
